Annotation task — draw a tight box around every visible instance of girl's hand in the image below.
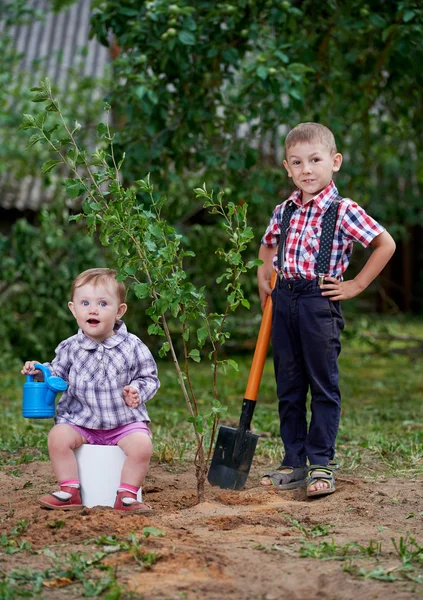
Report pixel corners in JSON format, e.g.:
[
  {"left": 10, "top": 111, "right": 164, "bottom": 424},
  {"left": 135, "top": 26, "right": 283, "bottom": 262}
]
[
  {"left": 123, "top": 385, "right": 140, "bottom": 408},
  {"left": 319, "top": 277, "right": 363, "bottom": 301},
  {"left": 21, "top": 361, "right": 40, "bottom": 376}
]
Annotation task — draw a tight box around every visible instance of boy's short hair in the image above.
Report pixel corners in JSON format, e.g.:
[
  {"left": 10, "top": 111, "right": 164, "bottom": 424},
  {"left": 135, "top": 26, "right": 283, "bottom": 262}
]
[
  {"left": 71, "top": 268, "right": 126, "bottom": 304},
  {"left": 285, "top": 122, "right": 337, "bottom": 154}
]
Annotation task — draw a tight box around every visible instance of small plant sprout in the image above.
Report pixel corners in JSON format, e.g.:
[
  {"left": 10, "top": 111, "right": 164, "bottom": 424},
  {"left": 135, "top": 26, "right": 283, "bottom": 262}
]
[{"left": 20, "top": 78, "right": 260, "bottom": 502}]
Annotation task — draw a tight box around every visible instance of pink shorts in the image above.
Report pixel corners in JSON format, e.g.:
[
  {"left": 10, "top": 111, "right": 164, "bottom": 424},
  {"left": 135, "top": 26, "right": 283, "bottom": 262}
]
[{"left": 68, "top": 422, "right": 152, "bottom": 445}]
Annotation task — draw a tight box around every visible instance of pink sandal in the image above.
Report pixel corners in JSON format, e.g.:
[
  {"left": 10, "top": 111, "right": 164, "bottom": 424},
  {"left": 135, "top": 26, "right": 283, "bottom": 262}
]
[
  {"left": 114, "top": 490, "right": 152, "bottom": 513},
  {"left": 39, "top": 485, "right": 83, "bottom": 510}
]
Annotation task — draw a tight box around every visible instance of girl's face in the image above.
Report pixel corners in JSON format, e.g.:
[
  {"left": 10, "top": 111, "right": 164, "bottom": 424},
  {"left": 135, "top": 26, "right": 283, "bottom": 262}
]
[{"left": 68, "top": 281, "right": 127, "bottom": 342}]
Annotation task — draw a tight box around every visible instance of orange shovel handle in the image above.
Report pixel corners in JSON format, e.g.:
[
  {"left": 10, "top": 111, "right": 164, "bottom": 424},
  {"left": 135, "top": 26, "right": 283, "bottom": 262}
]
[{"left": 244, "top": 271, "right": 277, "bottom": 401}]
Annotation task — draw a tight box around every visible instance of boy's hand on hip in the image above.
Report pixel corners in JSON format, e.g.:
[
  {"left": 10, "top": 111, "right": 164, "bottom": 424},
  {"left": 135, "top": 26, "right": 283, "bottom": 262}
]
[
  {"left": 320, "top": 277, "right": 363, "bottom": 301},
  {"left": 123, "top": 386, "right": 140, "bottom": 408}
]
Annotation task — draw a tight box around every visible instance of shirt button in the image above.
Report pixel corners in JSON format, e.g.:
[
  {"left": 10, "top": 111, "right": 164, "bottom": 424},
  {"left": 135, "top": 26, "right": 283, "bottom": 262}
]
[
  {"left": 302, "top": 208, "right": 305, "bottom": 212},
  {"left": 289, "top": 258, "right": 293, "bottom": 263},
  {"left": 295, "top": 232, "right": 299, "bottom": 237}
]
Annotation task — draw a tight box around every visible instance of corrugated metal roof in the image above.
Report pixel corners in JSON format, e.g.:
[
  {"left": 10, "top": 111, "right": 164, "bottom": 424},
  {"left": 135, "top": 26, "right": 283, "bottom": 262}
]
[{"left": 0, "top": 0, "right": 110, "bottom": 211}]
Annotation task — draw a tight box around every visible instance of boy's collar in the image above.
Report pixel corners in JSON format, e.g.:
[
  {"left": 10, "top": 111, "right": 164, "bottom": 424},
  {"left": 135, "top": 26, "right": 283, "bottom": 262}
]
[{"left": 289, "top": 180, "right": 338, "bottom": 211}]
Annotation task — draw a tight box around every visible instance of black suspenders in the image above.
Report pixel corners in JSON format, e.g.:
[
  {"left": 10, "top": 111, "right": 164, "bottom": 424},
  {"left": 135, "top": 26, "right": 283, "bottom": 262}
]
[
  {"left": 277, "top": 194, "right": 342, "bottom": 283},
  {"left": 276, "top": 200, "right": 297, "bottom": 277}
]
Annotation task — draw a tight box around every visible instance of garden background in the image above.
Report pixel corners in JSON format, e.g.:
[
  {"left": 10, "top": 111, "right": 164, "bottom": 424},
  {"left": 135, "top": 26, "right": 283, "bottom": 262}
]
[{"left": 0, "top": 1, "right": 422, "bottom": 599}]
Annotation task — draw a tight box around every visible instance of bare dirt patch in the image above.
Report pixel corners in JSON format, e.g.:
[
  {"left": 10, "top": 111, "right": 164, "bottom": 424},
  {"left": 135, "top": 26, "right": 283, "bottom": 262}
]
[{"left": 1, "top": 459, "right": 422, "bottom": 599}]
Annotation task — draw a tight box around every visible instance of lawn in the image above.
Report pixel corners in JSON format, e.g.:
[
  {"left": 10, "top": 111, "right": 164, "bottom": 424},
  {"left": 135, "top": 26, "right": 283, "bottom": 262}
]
[{"left": 1, "top": 315, "right": 422, "bottom": 479}]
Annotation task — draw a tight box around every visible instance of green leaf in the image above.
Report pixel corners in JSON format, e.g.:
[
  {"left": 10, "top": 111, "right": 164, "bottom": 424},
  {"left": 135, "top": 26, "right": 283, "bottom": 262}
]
[
  {"left": 178, "top": 30, "right": 196, "bottom": 45},
  {"left": 41, "top": 160, "right": 62, "bottom": 174},
  {"left": 34, "top": 112, "right": 47, "bottom": 128},
  {"left": 158, "top": 342, "right": 170, "bottom": 357},
  {"left": 403, "top": 10, "right": 415, "bottom": 23},
  {"left": 226, "top": 359, "right": 239, "bottom": 372},
  {"left": 197, "top": 327, "right": 208, "bottom": 346},
  {"left": 369, "top": 13, "right": 386, "bottom": 28},
  {"left": 45, "top": 102, "right": 59, "bottom": 112},
  {"left": 288, "top": 88, "right": 303, "bottom": 101},
  {"left": 31, "top": 92, "right": 49, "bottom": 102},
  {"left": 256, "top": 65, "right": 268, "bottom": 80},
  {"left": 188, "top": 349, "right": 201, "bottom": 362},
  {"left": 124, "top": 266, "right": 137, "bottom": 275},
  {"left": 19, "top": 114, "right": 36, "bottom": 130},
  {"left": 143, "top": 526, "right": 165, "bottom": 538},
  {"left": 65, "top": 179, "right": 86, "bottom": 199},
  {"left": 97, "top": 122, "right": 108, "bottom": 137},
  {"left": 135, "top": 283, "right": 150, "bottom": 299},
  {"left": 188, "top": 414, "right": 204, "bottom": 434},
  {"left": 69, "top": 213, "right": 84, "bottom": 222},
  {"left": 26, "top": 134, "right": 44, "bottom": 149}
]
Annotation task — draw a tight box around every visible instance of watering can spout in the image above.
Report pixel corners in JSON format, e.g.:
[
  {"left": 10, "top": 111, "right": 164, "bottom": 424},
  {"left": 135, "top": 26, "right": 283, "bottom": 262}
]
[{"left": 22, "top": 363, "right": 67, "bottom": 419}]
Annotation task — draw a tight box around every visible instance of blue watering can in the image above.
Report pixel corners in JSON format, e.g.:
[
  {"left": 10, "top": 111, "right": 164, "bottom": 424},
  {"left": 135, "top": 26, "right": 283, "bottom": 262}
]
[{"left": 22, "top": 363, "right": 67, "bottom": 419}]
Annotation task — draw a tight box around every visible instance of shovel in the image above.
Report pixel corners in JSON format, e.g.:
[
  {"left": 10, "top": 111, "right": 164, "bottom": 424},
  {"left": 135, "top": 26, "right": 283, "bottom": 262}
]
[{"left": 207, "top": 271, "right": 276, "bottom": 490}]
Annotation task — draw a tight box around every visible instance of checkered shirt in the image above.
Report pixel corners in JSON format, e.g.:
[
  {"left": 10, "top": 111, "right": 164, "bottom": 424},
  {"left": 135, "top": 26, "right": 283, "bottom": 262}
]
[
  {"left": 45, "top": 321, "right": 160, "bottom": 429},
  {"left": 261, "top": 180, "right": 385, "bottom": 280}
]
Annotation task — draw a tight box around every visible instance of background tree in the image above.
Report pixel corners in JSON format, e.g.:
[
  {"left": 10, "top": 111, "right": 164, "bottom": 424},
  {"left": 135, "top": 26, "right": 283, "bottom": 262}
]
[
  {"left": 2, "top": 0, "right": 422, "bottom": 365},
  {"left": 82, "top": 0, "right": 422, "bottom": 314}
]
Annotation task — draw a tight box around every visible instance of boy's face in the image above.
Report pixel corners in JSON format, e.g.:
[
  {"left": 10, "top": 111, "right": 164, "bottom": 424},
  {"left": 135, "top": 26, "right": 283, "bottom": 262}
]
[
  {"left": 68, "top": 281, "right": 127, "bottom": 343},
  {"left": 283, "top": 141, "right": 342, "bottom": 204}
]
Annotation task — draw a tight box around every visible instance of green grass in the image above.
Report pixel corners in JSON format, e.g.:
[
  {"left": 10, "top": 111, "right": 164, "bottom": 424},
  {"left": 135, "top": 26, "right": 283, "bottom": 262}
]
[
  {"left": 0, "top": 528, "right": 165, "bottom": 598},
  {"left": 1, "top": 317, "right": 422, "bottom": 479}
]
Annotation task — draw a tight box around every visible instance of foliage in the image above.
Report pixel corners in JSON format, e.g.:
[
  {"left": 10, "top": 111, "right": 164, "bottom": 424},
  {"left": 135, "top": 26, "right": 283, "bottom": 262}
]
[
  {"left": 0, "top": 206, "right": 106, "bottom": 363},
  {"left": 49, "top": 0, "right": 423, "bottom": 311},
  {"left": 0, "top": 0, "right": 113, "bottom": 363},
  {"left": 19, "top": 77, "right": 260, "bottom": 501}
]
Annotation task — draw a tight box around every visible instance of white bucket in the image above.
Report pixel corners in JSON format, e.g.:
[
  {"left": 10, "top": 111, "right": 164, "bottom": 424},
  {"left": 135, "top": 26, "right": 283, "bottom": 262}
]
[{"left": 74, "top": 444, "right": 142, "bottom": 508}]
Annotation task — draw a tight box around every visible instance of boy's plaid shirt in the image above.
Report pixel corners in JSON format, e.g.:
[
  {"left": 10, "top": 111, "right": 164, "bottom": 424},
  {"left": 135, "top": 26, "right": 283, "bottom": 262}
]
[
  {"left": 45, "top": 321, "right": 160, "bottom": 430},
  {"left": 261, "top": 180, "right": 385, "bottom": 280}
]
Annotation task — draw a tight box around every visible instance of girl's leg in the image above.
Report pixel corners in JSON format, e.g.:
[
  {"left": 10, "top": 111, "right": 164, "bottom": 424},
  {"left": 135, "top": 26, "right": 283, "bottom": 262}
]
[
  {"left": 117, "top": 432, "right": 153, "bottom": 488},
  {"left": 39, "top": 424, "right": 86, "bottom": 510},
  {"left": 116, "top": 432, "right": 153, "bottom": 511},
  {"left": 48, "top": 423, "right": 86, "bottom": 482}
]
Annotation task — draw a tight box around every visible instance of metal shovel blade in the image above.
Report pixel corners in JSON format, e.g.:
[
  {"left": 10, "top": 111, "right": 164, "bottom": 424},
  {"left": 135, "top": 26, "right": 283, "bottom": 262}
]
[{"left": 207, "top": 424, "right": 259, "bottom": 490}]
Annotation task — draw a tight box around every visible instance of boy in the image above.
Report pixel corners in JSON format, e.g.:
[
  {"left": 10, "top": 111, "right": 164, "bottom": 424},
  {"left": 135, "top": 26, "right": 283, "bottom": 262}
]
[
  {"left": 22, "top": 268, "right": 160, "bottom": 511},
  {"left": 258, "top": 123, "right": 395, "bottom": 497}
]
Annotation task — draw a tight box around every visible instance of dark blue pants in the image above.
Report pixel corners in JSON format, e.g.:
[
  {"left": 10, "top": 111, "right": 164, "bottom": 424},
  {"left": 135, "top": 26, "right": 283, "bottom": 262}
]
[{"left": 271, "top": 278, "right": 344, "bottom": 467}]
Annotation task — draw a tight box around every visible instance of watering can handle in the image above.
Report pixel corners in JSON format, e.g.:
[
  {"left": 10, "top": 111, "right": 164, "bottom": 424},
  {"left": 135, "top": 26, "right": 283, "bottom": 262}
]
[
  {"left": 26, "top": 363, "right": 51, "bottom": 383},
  {"left": 244, "top": 270, "right": 277, "bottom": 401}
]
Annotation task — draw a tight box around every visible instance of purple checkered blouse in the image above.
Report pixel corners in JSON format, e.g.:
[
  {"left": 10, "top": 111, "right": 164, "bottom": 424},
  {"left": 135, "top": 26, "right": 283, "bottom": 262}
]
[{"left": 45, "top": 321, "right": 160, "bottom": 430}]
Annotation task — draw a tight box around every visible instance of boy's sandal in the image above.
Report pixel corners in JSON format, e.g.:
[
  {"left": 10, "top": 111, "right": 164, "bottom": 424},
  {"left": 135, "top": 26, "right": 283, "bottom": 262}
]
[
  {"left": 306, "top": 465, "right": 335, "bottom": 498},
  {"left": 260, "top": 465, "right": 307, "bottom": 489}
]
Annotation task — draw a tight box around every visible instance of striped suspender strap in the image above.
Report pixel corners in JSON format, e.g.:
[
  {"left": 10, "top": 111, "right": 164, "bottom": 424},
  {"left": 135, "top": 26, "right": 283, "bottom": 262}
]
[
  {"left": 276, "top": 200, "right": 297, "bottom": 275},
  {"left": 316, "top": 194, "right": 342, "bottom": 285}
]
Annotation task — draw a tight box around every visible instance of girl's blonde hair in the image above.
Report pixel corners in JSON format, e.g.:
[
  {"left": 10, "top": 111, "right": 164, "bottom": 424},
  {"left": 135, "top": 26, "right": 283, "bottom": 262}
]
[
  {"left": 71, "top": 268, "right": 126, "bottom": 303},
  {"left": 285, "top": 122, "right": 337, "bottom": 154}
]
